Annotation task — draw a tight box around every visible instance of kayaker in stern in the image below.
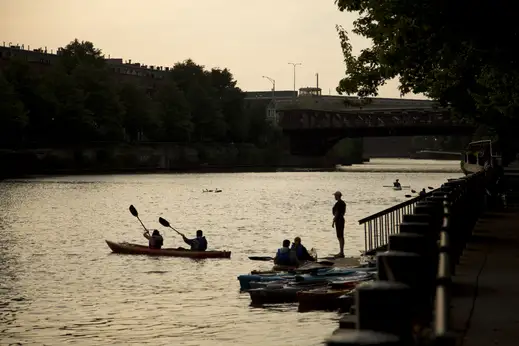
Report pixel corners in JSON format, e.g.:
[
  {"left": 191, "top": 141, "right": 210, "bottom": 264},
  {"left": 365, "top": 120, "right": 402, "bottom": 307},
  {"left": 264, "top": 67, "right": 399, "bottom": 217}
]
[
  {"left": 393, "top": 179, "right": 401, "bottom": 188},
  {"left": 182, "top": 230, "right": 208, "bottom": 251},
  {"left": 274, "top": 239, "right": 299, "bottom": 266},
  {"left": 291, "top": 237, "right": 316, "bottom": 262},
  {"left": 332, "top": 191, "right": 346, "bottom": 258},
  {"left": 143, "top": 230, "right": 164, "bottom": 249}
]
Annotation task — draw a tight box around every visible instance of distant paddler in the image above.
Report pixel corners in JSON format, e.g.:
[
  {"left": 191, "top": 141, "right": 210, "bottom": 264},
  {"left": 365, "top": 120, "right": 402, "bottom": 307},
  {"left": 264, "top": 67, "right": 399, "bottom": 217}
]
[{"left": 393, "top": 179, "right": 401, "bottom": 188}]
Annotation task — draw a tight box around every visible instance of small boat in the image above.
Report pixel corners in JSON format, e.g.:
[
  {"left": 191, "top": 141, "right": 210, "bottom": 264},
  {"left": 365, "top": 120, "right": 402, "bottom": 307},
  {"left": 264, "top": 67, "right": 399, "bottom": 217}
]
[
  {"left": 105, "top": 240, "right": 231, "bottom": 259},
  {"left": 393, "top": 186, "right": 402, "bottom": 191},
  {"left": 248, "top": 282, "right": 327, "bottom": 305},
  {"left": 297, "top": 286, "right": 355, "bottom": 312}
]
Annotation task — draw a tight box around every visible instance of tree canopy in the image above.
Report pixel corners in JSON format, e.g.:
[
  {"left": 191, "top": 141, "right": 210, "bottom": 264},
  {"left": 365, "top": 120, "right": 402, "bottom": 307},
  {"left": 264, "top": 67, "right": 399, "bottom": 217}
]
[
  {"left": 0, "top": 39, "right": 278, "bottom": 149},
  {"left": 334, "top": 0, "right": 519, "bottom": 139}
]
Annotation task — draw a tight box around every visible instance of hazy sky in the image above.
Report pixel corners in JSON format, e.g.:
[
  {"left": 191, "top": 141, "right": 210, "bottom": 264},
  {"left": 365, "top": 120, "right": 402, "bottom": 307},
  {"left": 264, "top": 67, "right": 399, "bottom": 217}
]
[{"left": 2, "top": 0, "right": 425, "bottom": 99}]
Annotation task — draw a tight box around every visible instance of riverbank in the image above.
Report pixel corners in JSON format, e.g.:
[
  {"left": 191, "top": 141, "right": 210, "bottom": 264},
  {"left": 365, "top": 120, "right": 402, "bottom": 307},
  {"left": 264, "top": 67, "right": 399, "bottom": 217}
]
[{"left": 0, "top": 142, "right": 363, "bottom": 179}]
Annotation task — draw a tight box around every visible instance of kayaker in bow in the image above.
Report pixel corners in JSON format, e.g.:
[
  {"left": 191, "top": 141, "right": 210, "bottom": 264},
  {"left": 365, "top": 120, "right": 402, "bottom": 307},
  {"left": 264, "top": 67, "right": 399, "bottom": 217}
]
[
  {"left": 182, "top": 230, "right": 208, "bottom": 251},
  {"left": 143, "top": 230, "right": 164, "bottom": 249},
  {"left": 291, "top": 237, "right": 316, "bottom": 262},
  {"left": 274, "top": 239, "right": 299, "bottom": 266},
  {"left": 332, "top": 191, "right": 346, "bottom": 258}
]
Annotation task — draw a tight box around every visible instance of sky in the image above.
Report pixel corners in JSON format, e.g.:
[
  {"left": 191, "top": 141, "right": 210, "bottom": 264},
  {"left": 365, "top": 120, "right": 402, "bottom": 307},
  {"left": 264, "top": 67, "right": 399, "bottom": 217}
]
[{"left": 1, "top": 0, "right": 425, "bottom": 99}]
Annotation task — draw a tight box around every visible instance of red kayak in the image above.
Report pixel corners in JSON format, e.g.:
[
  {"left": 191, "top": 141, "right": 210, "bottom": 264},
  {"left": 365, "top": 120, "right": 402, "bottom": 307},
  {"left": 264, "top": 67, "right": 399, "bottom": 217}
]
[{"left": 105, "top": 240, "right": 231, "bottom": 259}]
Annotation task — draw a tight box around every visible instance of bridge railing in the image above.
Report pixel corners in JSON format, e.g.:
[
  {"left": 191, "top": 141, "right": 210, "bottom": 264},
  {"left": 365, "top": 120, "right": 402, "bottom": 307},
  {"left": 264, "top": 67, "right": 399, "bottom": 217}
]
[{"left": 359, "top": 192, "right": 432, "bottom": 255}]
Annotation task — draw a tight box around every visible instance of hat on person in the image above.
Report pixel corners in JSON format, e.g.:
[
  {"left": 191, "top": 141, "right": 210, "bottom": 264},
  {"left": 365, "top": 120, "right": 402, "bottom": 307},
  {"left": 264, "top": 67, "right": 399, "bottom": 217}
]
[{"left": 333, "top": 191, "right": 342, "bottom": 197}]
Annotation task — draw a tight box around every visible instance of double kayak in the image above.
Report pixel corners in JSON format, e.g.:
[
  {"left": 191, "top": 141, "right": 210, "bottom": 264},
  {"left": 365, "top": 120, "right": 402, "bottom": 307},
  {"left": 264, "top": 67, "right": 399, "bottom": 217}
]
[{"left": 105, "top": 240, "right": 231, "bottom": 259}]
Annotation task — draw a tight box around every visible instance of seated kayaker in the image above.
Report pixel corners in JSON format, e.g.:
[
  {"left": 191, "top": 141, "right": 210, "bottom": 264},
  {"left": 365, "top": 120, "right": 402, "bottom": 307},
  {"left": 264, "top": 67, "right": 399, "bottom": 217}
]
[
  {"left": 143, "top": 230, "right": 164, "bottom": 249},
  {"left": 393, "top": 179, "right": 401, "bottom": 188},
  {"left": 274, "top": 239, "right": 299, "bottom": 266},
  {"left": 182, "top": 230, "right": 208, "bottom": 251},
  {"left": 291, "top": 237, "right": 316, "bottom": 262}
]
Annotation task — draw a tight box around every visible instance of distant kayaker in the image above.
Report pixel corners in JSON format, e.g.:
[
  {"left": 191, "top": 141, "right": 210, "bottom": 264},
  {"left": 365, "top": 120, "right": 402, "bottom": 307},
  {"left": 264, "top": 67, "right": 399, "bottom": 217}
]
[
  {"left": 182, "top": 230, "right": 208, "bottom": 251},
  {"left": 393, "top": 179, "right": 401, "bottom": 188},
  {"left": 143, "top": 230, "right": 164, "bottom": 249},
  {"left": 419, "top": 188, "right": 427, "bottom": 197},
  {"left": 274, "top": 239, "right": 299, "bottom": 266},
  {"left": 291, "top": 237, "right": 315, "bottom": 262},
  {"left": 332, "top": 191, "right": 346, "bottom": 258}
]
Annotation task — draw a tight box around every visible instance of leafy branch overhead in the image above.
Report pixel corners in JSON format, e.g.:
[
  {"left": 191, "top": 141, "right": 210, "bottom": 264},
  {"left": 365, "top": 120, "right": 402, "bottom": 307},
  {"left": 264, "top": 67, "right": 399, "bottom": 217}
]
[{"left": 334, "top": 0, "right": 519, "bottom": 137}]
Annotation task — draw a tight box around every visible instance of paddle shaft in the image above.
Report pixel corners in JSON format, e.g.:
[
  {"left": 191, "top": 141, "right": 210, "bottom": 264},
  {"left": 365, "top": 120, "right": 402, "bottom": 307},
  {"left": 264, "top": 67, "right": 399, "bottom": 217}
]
[
  {"left": 136, "top": 216, "right": 148, "bottom": 232},
  {"left": 168, "top": 225, "right": 184, "bottom": 237}
]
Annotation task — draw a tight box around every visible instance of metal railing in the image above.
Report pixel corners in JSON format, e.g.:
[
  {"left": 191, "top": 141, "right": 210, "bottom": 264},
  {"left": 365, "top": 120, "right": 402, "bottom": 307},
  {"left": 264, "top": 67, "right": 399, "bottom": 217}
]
[{"left": 358, "top": 192, "right": 432, "bottom": 254}]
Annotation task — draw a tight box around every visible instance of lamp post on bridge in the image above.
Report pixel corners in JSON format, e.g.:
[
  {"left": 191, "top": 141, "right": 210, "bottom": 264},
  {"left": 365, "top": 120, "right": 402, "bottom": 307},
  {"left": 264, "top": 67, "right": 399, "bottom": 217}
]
[
  {"left": 262, "top": 75, "right": 277, "bottom": 123},
  {"left": 288, "top": 62, "right": 302, "bottom": 97}
]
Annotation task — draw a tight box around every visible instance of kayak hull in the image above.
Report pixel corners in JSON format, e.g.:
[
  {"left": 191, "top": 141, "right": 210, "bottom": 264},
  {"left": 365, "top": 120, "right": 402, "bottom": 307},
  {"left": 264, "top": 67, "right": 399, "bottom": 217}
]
[
  {"left": 105, "top": 240, "right": 231, "bottom": 259},
  {"left": 249, "top": 282, "right": 327, "bottom": 305},
  {"left": 297, "top": 287, "right": 355, "bottom": 312}
]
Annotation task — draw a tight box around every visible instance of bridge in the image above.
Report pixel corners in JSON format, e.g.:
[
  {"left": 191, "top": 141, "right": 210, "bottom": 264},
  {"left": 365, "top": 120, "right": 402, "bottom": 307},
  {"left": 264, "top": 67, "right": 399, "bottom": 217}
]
[{"left": 276, "top": 108, "right": 475, "bottom": 156}]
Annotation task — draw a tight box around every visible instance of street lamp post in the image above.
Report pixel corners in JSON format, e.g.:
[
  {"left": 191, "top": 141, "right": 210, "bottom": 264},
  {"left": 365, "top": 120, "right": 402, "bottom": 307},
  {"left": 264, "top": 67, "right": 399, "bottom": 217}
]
[
  {"left": 288, "top": 62, "right": 302, "bottom": 96},
  {"left": 262, "top": 75, "right": 276, "bottom": 122}
]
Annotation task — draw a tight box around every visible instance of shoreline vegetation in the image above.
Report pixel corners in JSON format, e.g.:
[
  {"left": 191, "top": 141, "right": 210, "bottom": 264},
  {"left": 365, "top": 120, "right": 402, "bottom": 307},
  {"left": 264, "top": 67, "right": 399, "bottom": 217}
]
[{"left": 0, "top": 39, "right": 365, "bottom": 178}]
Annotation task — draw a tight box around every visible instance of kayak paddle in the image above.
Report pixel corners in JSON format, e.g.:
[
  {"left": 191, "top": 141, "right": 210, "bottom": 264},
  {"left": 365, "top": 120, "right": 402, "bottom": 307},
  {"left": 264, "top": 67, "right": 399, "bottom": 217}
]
[
  {"left": 249, "top": 256, "right": 274, "bottom": 261},
  {"left": 129, "top": 205, "right": 148, "bottom": 231},
  {"left": 158, "top": 217, "right": 184, "bottom": 237}
]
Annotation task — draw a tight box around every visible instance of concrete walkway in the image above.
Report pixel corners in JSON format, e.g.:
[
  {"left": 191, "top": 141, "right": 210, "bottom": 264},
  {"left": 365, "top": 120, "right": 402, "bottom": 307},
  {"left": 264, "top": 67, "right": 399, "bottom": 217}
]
[{"left": 450, "top": 208, "right": 519, "bottom": 346}]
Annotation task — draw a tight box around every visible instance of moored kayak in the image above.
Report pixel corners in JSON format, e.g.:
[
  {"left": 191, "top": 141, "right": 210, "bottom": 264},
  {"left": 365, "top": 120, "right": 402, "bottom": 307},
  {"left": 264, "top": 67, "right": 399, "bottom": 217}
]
[{"left": 105, "top": 240, "right": 231, "bottom": 259}]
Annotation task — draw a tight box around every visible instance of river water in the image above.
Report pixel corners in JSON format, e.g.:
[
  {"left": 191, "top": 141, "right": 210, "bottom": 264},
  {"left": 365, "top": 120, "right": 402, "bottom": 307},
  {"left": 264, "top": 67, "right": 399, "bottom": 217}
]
[{"left": 0, "top": 159, "right": 461, "bottom": 346}]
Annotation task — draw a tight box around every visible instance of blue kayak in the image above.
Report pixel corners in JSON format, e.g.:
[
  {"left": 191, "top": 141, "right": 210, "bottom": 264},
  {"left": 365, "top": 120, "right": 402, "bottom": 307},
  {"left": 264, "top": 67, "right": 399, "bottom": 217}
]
[{"left": 238, "top": 267, "right": 373, "bottom": 290}]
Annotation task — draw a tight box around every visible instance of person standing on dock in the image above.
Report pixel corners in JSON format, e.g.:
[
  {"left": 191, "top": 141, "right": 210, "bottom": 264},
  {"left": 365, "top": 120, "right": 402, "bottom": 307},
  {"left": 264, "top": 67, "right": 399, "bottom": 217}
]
[{"left": 332, "top": 191, "right": 346, "bottom": 258}]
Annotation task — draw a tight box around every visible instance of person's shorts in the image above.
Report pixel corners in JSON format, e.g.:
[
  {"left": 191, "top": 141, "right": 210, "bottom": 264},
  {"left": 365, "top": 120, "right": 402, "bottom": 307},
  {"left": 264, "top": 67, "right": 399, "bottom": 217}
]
[{"left": 335, "top": 218, "right": 345, "bottom": 238}]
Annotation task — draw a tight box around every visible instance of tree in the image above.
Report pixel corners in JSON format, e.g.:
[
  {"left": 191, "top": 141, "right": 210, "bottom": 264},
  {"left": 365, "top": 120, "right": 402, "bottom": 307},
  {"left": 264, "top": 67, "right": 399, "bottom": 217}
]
[
  {"left": 58, "top": 39, "right": 106, "bottom": 73},
  {"left": 169, "top": 60, "right": 226, "bottom": 141},
  {"left": 154, "top": 79, "right": 193, "bottom": 142},
  {"left": 118, "top": 83, "right": 159, "bottom": 141},
  {"left": 334, "top": 0, "right": 519, "bottom": 140},
  {"left": 0, "top": 71, "right": 28, "bottom": 147},
  {"left": 209, "top": 68, "right": 248, "bottom": 142}
]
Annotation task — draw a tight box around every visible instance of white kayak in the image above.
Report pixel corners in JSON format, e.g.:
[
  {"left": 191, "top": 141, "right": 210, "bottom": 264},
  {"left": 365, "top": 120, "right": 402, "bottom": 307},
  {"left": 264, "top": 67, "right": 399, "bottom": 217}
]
[{"left": 393, "top": 186, "right": 402, "bottom": 191}]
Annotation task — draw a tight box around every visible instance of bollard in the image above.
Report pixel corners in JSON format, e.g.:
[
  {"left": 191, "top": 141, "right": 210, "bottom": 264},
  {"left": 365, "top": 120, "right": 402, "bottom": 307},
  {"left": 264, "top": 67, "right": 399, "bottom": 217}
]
[
  {"left": 377, "top": 251, "right": 434, "bottom": 323},
  {"left": 326, "top": 330, "right": 402, "bottom": 346},
  {"left": 399, "top": 221, "right": 437, "bottom": 242},
  {"left": 402, "top": 214, "right": 432, "bottom": 225},
  {"left": 388, "top": 233, "right": 437, "bottom": 292},
  {"left": 355, "top": 281, "right": 413, "bottom": 344}
]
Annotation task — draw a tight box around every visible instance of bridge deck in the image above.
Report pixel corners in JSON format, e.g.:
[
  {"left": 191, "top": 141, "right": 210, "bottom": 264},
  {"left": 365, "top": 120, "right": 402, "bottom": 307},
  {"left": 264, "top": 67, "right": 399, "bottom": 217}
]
[{"left": 450, "top": 208, "right": 519, "bottom": 346}]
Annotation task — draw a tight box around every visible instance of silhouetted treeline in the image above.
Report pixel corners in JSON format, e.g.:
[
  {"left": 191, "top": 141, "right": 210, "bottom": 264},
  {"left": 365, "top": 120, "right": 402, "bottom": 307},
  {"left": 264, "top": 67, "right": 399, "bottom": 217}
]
[{"left": 0, "top": 39, "right": 281, "bottom": 148}]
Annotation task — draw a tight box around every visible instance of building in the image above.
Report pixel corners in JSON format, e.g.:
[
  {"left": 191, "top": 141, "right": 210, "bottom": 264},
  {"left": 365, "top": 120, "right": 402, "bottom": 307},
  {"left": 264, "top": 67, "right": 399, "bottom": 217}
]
[{"left": 0, "top": 42, "right": 169, "bottom": 89}]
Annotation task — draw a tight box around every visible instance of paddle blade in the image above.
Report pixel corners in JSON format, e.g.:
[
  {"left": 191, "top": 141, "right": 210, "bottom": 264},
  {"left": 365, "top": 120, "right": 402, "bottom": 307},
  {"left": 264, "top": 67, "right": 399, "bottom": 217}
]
[
  {"left": 248, "top": 256, "right": 274, "bottom": 261},
  {"left": 428, "top": 186, "right": 434, "bottom": 190},
  {"left": 158, "top": 217, "right": 170, "bottom": 228},
  {"left": 129, "top": 205, "right": 138, "bottom": 217},
  {"left": 411, "top": 190, "right": 416, "bottom": 193},
  {"left": 405, "top": 194, "right": 412, "bottom": 198}
]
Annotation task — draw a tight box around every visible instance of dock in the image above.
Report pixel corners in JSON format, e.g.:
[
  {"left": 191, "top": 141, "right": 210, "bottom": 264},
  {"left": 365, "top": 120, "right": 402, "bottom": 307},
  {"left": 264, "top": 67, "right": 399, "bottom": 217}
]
[{"left": 324, "top": 163, "right": 519, "bottom": 345}]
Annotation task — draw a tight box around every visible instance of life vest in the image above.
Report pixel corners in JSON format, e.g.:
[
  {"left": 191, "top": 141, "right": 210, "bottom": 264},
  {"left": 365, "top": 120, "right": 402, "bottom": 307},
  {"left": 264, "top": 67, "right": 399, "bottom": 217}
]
[
  {"left": 276, "top": 248, "right": 291, "bottom": 265},
  {"left": 149, "top": 235, "right": 163, "bottom": 249},
  {"left": 292, "top": 244, "right": 303, "bottom": 259},
  {"left": 196, "top": 236, "right": 208, "bottom": 251}
]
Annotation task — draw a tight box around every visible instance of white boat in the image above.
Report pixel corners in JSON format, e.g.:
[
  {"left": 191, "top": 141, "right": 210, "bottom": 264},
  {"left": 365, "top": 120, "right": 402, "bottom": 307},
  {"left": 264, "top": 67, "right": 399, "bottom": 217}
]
[
  {"left": 461, "top": 140, "right": 501, "bottom": 175},
  {"left": 393, "top": 186, "right": 402, "bottom": 191}
]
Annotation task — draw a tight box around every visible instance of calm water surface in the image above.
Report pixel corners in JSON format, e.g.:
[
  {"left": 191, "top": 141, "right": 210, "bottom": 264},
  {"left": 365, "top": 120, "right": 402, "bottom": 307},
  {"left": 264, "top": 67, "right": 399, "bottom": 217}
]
[{"left": 0, "top": 159, "right": 462, "bottom": 345}]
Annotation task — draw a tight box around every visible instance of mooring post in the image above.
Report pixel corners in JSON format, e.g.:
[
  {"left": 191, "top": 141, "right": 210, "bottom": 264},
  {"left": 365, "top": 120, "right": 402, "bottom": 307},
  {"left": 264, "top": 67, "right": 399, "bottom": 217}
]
[{"left": 355, "top": 281, "right": 413, "bottom": 345}]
